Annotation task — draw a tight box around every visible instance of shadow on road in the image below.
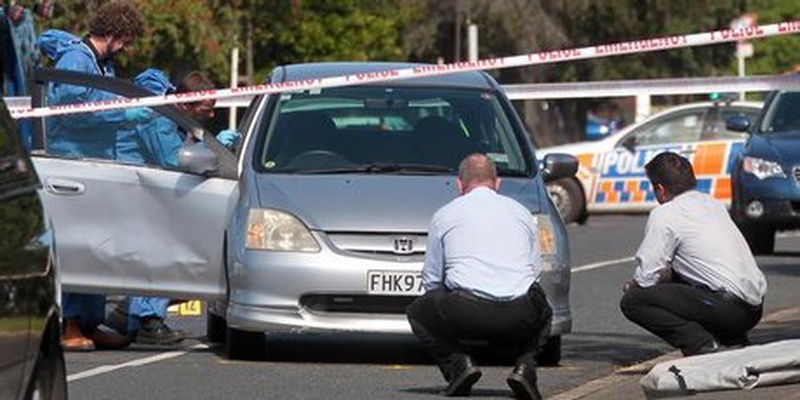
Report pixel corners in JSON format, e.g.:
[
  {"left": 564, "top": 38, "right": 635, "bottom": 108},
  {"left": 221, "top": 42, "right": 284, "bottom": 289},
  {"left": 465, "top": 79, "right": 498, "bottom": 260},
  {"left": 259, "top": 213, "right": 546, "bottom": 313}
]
[
  {"left": 563, "top": 331, "right": 668, "bottom": 366},
  {"left": 206, "top": 332, "right": 559, "bottom": 366}
]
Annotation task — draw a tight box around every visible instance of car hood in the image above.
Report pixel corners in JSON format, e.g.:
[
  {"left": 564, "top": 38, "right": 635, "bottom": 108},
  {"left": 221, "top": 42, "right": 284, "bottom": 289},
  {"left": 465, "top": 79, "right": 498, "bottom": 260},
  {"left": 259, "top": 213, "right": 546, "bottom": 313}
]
[
  {"left": 254, "top": 175, "right": 543, "bottom": 232},
  {"left": 749, "top": 131, "right": 800, "bottom": 165}
]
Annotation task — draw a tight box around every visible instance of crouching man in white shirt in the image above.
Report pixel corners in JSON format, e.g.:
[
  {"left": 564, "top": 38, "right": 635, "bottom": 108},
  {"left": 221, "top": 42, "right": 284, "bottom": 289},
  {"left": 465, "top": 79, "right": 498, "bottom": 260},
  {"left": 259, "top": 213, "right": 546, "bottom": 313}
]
[{"left": 620, "top": 152, "right": 767, "bottom": 356}]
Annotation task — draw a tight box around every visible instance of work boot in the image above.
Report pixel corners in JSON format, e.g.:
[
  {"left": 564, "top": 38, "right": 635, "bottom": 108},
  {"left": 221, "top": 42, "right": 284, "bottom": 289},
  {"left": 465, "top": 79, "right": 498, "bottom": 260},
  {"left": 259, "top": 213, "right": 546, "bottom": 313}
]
[
  {"left": 136, "top": 317, "right": 184, "bottom": 345},
  {"left": 87, "top": 325, "right": 131, "bottom": 350},
  {"left": 61, "top": 319, "right": 95, "bottom": 351},
  {"left": 506, "top": 362, "right": 543, "bottom": 400}
]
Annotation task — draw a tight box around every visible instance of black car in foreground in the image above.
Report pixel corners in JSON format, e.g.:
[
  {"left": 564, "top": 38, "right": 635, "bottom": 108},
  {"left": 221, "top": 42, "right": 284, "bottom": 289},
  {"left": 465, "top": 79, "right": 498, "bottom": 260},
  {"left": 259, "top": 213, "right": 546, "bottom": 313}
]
[
  {"left": 727, "top": 90, "right": 800, "bottom": 254},
  {"left": 0, "top": 100, "right": 66, "bottom": 399}
]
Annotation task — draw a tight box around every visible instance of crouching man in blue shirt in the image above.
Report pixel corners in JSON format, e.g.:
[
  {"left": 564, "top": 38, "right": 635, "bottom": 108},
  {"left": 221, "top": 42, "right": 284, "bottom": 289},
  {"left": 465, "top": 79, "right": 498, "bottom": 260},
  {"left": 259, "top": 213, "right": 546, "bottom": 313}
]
[{"left": 407, "top": 153, "right": 552, "bottom": 400}]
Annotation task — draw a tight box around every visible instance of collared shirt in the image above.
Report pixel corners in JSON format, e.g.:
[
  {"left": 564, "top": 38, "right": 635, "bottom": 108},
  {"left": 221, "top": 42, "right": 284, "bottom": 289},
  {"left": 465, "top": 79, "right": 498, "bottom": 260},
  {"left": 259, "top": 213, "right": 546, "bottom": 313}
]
[
  {"left": 422, "top": 186, "right": 540, "bottom": 301},
  {"left": 634, "top": 190, "right": 767, "bottom": 306}
]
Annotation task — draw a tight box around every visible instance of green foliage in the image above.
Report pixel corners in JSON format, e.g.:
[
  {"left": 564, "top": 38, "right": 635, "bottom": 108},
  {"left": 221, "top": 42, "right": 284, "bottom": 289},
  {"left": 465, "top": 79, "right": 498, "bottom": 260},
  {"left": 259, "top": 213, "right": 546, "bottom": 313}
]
[
  {"left": 746, "top": 0, "right": 800, "bottom": 75},
  {"left": 42, "top": 0, "right": 233, "bottom": 83},
  {"left": 245, "top": 0, "right": 407, "bottom": 83}
]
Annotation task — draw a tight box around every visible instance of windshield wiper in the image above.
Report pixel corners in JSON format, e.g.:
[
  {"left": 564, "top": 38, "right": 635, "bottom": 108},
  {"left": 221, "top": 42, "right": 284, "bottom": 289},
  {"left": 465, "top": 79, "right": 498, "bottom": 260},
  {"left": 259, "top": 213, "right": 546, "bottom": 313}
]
[{"left": 295, "top": 163, "right": 455, "bottom": 175}]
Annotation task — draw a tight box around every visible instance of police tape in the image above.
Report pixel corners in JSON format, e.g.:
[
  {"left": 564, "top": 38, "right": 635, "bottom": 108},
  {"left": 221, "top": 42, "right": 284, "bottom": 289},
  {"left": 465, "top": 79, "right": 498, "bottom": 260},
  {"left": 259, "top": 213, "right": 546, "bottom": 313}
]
[{"left": 9, "top": 20, "right": 800, "bottom": 120}]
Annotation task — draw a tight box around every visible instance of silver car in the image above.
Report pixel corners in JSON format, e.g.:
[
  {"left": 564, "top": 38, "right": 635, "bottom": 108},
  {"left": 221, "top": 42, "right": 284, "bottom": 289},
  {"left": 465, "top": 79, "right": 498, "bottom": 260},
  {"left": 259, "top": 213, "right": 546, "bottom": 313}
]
[{"left": 29, "top": 63, "right": 576, "bottom": 364}]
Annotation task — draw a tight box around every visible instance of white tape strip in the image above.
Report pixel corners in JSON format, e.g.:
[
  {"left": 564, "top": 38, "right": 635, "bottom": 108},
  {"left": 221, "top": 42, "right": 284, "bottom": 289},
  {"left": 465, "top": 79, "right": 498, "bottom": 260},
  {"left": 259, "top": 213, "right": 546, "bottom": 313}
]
[
  {"left": 504, "top": 73, "right": 800, "bottom": 100},
  {"left": 10, "top": 21, "right": 800, "bottom": 120}
]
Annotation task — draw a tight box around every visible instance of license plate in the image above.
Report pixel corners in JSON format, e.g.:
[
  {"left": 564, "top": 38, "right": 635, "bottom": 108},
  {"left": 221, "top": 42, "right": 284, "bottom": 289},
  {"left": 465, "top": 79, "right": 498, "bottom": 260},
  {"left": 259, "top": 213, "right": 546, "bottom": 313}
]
[{"left": 367, "top": 270, "right": 423, "bottom": 295}]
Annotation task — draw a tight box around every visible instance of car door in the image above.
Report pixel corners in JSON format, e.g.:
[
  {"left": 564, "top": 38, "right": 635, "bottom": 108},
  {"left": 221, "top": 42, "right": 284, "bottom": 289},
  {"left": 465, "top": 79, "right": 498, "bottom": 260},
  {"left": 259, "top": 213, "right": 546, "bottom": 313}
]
[
  {"left": 591, "top": 106, "right": 707, "bottom": 212},
  {"left": 0, "top": 100, "right": 39, "bottom": 400},
  {"left": 28, "top": 68, "right": 238, "bottom": 300}
]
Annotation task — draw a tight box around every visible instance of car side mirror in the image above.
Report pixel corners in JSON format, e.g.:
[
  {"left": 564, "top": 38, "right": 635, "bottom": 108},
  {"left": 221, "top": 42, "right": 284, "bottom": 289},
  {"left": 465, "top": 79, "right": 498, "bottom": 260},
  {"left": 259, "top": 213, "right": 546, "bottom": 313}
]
[
  {"left": 725, "top": 115, "right": 751, "bottom": 133},
  {"left": 541, "top": 153, "right": 578, "bottom": 182},
  {"left": 621, "top": 136, "right": 636, "bottom": 153},
  {"left": 178, "top": 132, "right": 218, "bottom": 175}
]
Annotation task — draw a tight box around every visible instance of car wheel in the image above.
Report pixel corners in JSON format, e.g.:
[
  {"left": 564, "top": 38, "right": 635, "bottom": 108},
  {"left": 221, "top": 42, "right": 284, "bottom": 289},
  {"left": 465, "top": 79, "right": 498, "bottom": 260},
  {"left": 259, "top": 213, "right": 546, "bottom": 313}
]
[
  {"left": 537, "top": 335, "right": 561, "bottom": 366},
  {"left": 206, "top": 310, "right": 227, "bottom": 343},
  {"left": 547, "top": 178, "right": 584, "bottom": 224},
  {"left": 226, "top": 327, "right": 267, "bottom": 360},
  {"left": 739, "top": 225, "right": 775, "bottom": 255},
  {"left": 25, "top": 326, "right": 67, "bottom": 400}
]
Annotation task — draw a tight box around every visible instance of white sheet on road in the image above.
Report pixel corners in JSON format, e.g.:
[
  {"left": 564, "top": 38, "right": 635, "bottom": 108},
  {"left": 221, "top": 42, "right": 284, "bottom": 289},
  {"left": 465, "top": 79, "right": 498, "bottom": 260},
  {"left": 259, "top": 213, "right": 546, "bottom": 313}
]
[{"left": 640, "top": 339, "right": 800, "bottom": 397}]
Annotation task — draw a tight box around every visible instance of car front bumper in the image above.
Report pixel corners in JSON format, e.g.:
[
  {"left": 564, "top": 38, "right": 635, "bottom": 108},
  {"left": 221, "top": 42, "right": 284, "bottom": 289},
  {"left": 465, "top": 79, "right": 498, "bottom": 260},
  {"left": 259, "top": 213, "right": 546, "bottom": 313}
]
[
  {"left": 224, "top": 247, "right": 572, "bottom": 337},
  {"left": 733, "top": 173, "right": 800, "bottom": 229}
]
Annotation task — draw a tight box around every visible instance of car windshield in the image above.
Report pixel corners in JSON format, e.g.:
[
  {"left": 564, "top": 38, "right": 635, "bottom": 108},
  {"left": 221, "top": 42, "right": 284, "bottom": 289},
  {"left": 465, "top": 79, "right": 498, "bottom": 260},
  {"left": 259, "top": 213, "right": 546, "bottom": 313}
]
[
  {"left": 760, "top": 91, "right": 800, "bottom": 133},
  {"left": 257, "top": 86, "right": 531, "bottom": 175}
]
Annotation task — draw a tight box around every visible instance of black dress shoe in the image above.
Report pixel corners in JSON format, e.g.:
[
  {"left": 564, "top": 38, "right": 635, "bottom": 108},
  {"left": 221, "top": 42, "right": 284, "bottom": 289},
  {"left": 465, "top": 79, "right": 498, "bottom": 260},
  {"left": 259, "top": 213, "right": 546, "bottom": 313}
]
[
  {"left": 506, "top": 363, "right": 543, "bottom": 400},
  {"left": 444, "top": 356, "right": 482, "bottom": 397},
  {"left": 687, "top": 340, "right": 732, "bottom": 356}
]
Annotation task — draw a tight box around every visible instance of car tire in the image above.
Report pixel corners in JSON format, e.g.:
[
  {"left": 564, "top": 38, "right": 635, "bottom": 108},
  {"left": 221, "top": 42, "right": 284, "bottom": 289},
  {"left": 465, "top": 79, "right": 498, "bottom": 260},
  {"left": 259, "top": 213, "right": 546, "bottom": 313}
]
[
  {"left": 206, "top": 310, "right": 227, "bottom": 343},
  {"left": 25, "top": 324, "right": 67, "bottom": 400},
  {"left": 226, "top": 327, "right": 267, "bottom": 360},
  {"left": 547, "top": 178, "right": 585, "bottom": 225},
  {"left": 537, "top": 335, "right": 561, "bottom": 366},
  {"left": 739, "top": 225, "right": 775, "bottom": 255}
]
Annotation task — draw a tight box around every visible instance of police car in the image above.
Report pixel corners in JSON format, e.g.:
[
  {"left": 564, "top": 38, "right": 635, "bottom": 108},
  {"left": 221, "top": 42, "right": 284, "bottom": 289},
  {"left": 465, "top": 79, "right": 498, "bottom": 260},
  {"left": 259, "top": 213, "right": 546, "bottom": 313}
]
[{"left": 539, "top": 101, "right": 763, "bottom": 224}]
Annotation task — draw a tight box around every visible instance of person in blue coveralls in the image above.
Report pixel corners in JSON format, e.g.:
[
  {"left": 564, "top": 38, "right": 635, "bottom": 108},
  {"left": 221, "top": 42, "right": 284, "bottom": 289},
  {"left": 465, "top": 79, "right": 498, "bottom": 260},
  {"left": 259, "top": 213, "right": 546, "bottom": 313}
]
[
  {"left": 39, "top": 1, "right": 151, "bottom": 160},
  {"left": 38, "top": 0, "right": 144, "bottom": 351},
  {"left": 117, "top": 68, "right": 239, "bottom": 345},
  {"left": 1, "top": 0, "right": 55, "bottom": 150},
  {"left": 117, "top": 69, "right": 241, "bottom": 167}
]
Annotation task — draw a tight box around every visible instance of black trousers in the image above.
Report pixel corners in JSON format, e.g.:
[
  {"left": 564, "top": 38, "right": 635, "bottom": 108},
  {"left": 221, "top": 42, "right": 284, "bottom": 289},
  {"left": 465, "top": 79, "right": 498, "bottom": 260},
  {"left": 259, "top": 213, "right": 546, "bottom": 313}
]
[
  {"left": 620, "top": 283, "right": 762, "bottom": 355},
  {"left": 406, "top": 283, "right": 552, "bottom": 380}
]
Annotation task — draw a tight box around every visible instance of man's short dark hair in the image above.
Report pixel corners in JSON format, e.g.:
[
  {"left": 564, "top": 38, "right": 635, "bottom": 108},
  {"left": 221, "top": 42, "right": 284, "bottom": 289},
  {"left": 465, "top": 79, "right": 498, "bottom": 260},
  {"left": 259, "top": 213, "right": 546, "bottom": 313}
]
[
  {"left": 645, "top": 152, "right": 697, "bottom": 196},
  {"left": 175, "top": 71, "right": 214, "bottom": 93},
  {"left": 89, "top": 1, "right": 144, "bottom": 41}
]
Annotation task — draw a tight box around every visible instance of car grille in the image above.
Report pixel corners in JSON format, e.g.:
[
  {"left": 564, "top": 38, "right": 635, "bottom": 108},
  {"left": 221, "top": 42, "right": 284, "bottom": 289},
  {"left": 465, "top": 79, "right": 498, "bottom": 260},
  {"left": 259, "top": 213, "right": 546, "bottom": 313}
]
[
  {"left": 327, "top": 232, "right": 427, "bottom": 258},
  {"left": 301, "top": 294, "right": 417, "bottom": 314}
]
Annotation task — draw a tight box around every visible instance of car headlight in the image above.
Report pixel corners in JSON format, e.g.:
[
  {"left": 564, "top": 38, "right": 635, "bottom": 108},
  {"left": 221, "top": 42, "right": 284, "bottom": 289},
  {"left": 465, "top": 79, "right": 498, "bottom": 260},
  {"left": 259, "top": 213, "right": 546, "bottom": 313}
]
[
  {"left": 743, "top": 156, "right": 786, "bottom": 180},
  {"left": 245, "top": 209, "right": 320, "bottom": 252},
  {"left": 533, "top": 214, "right": 557, "bottom": 272}
]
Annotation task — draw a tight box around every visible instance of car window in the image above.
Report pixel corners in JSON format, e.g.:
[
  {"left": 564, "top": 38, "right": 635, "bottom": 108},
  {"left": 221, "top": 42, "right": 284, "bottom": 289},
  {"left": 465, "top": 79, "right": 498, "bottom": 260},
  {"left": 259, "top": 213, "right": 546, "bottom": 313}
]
[
  {"left": 628, "top": 109, "right": 705, "bottom": 147},
  {"left": 34, "top": 74, "right": 229, "bottom": 173},
  {"left": 258, "top": 86, "right": 530, "bottom": 174},
  {"left": 703, "top": 106, "right": 760, "bottom": 140},
  {"left": 760, "top": 91, "right": 800, "bottom": 133}
]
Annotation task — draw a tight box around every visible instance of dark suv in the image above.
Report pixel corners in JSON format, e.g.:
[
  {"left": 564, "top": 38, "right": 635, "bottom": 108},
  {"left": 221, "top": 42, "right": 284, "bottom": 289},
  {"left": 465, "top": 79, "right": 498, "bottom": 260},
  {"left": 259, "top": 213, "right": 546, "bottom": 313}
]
[
  {"left": 0, "top": 100, "right": 66, "bottom": 399},
  {"left": 727, "top": 90, "right": 800, "bottom": 254}
]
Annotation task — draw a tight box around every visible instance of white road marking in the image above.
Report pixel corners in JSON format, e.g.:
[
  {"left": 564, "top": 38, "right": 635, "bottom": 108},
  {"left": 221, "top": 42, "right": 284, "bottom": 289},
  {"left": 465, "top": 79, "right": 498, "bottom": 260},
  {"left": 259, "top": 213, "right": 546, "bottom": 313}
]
[
  {"left": 572, "top": 256, "right": 635, "bottom": 273},
  {"left": 67, "top": 343, "right": 209, "bottom": 382}
]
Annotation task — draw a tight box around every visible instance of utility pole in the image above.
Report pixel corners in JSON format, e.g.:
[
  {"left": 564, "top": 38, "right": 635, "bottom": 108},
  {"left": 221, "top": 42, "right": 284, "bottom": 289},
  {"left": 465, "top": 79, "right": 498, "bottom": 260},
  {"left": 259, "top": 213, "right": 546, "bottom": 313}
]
[{"left": 454, "top": 0, "right": 462, "bottom": 62}]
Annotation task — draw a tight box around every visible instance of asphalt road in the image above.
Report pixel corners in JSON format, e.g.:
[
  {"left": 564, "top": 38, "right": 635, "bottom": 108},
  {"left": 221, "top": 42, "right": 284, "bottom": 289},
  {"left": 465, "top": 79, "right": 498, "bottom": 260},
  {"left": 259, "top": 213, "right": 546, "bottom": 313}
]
[{"left": 64, "top": 215, "right": 800, "bottom": 399}]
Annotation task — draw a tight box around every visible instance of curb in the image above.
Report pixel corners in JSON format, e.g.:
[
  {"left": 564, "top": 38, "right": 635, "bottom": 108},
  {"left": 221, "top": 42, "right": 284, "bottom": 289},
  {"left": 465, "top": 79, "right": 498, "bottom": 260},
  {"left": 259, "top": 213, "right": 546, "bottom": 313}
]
[{"left": 550, "top": 305, "right": 800, "bottom": 400}]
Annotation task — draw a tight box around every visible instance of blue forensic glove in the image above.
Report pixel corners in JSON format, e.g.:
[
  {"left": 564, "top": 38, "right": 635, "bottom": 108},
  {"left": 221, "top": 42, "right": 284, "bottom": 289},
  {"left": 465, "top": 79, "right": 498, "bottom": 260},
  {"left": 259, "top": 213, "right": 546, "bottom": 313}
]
[
  {"left": 216, "top": 129, "right": 242, "bottom": 149},
  {"left": 123, "top": 107, "right": 153, "bottom": 124}
]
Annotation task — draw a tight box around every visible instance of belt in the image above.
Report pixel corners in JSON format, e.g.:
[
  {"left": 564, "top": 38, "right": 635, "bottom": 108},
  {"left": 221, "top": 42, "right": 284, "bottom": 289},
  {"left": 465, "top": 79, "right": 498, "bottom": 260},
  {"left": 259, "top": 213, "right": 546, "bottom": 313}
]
[
  {"left": 450, "top": 282, "right": 542, "bottom": 306},
  {"left": 697, "top": 285, "right": 761, "bottom": 310}
]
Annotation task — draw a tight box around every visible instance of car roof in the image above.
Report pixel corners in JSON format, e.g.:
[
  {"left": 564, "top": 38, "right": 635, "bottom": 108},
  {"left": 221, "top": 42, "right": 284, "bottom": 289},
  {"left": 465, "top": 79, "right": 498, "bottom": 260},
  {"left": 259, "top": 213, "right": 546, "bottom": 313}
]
[
  {"left": 270, "top": 62, "right": 498, "bottom": 90},
  {"left": 609, "top": 100, "right": 763, "bottom": 137}
]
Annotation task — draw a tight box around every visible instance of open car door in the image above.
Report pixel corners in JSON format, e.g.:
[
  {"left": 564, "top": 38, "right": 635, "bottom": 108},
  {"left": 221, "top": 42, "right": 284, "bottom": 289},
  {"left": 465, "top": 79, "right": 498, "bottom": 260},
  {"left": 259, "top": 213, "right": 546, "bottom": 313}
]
[{"left": 29, "top": 68, "right": 238, "bottom": 300}]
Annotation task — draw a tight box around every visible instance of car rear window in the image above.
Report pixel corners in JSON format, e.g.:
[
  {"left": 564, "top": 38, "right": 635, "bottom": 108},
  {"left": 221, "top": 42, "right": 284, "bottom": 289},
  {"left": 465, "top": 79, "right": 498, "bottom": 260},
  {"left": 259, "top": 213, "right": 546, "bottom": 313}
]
[{"left": 256, "top": 86, "right": 530, "bottom": 175}]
